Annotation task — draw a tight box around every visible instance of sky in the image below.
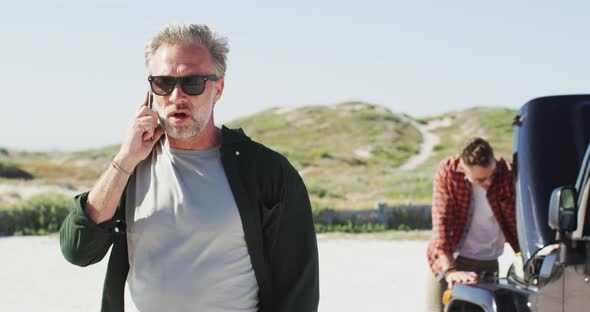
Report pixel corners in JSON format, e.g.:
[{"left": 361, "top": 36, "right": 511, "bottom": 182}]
[{"left": 1, "top": 0, "right": 589, "bottom": 151}]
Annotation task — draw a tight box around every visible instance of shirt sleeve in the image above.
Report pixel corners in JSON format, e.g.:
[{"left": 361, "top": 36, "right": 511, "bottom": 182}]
[
  {"left": 267, "top": 157, "right": 320, "bottom": 312},
  {"left": 59, "top": 191, "right": 118, "bottom": 267},
  {"left": 429, "top": 161, "right": 457, "bottom": 274}
]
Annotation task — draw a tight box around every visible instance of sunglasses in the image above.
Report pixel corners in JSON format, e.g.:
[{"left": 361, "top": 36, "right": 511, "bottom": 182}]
[{"left": 148, "top": 75, "right": 219, "bottom": 96}]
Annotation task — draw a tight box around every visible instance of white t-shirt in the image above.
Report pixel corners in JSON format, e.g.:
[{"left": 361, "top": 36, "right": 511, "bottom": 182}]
[
  {"left": 457, "top": 184, "right": 506, "bottom": 260},
  {"left": 123, "top": 140, "right": 259, "bottom": 312}
]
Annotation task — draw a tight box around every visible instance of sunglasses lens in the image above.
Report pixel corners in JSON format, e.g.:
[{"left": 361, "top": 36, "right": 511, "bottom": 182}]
[
  {"left": 149, "top": 75, "right": 214, "bottom": 96},
  {"left": 181, "top": 76, "right": 206, "bottom": 95},
  {"left": 151, "top": 76, "right": 177, "bottom": 95}
]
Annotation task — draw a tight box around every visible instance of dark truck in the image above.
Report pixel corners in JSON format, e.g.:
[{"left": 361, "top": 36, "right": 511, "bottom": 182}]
[{"left": 445, "top": 95, "right": 590, "bottom": 312}]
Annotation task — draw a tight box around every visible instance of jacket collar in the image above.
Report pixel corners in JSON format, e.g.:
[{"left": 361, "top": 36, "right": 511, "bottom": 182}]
[
  {"left": 221, "top": 125, "right": 251, "bottom": 146},
  {"left": 449, "top": 155, "right": 466, "bottom": 174}
]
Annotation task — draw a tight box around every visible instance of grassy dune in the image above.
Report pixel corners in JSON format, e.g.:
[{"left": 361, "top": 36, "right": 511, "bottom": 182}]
[
  {"left": 230, "top": 103, "right": 516, "bottom": 210},
  {"left": 0, "top": 103, "right": 517, "bottom": 211}
]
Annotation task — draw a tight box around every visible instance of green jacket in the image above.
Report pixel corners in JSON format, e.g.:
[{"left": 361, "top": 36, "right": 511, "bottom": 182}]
[{"left": 60, "top": 126, "right": 320, "bottom": 312}]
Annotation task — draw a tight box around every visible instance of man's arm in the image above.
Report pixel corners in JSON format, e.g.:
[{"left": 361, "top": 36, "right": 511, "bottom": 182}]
[
  {"left": 437, "top": 253, "right": 454, "bottom": 274},
  {"left": 86, "top": 102, "right": 163, "bottom": 224},
  {"left": 60, "top": 192, "right": 121, "bottom": 266},
  {"left": 269, "top": 158, "right": 319, "bottom": 312},
  {"left": 430, "top": 162, "right": 457, "bottom": 277},
  {"left": 60, "top": 94, "right": 163, "bottom": 265},
  {"left": 84, "top": 155, "right": 134, "bottom": 223},
  {"left": 60, "top": 147, "right": 155, "bottom": 267},
  {"left": 430, "top": 162, "right": 477, "bottom": 286}
]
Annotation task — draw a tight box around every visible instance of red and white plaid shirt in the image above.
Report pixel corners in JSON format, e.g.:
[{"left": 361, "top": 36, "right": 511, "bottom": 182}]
[{"left": 426, "top": 155, "right": 520, "bottom": 277}]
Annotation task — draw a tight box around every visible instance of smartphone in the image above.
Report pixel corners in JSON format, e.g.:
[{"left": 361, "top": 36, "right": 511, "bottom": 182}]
[
  {"left": 147, "top": 92, "right": 161, "bottom": 141},
  {"left": 148, "top": 92, "right": 162, "bottom": 126}
]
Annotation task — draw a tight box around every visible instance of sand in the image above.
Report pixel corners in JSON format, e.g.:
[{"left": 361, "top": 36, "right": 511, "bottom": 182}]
[{"left": 0, "top": 236, "right": 515, "bottom": 311}]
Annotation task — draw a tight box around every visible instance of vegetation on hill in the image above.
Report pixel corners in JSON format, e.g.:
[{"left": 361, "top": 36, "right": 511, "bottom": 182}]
[
  {"left": 229, "top": 103, "right": 517, "bottom": 210},
  {"left": 230, "top": 102, "right": 422, "bottom": 168},
  {"left": 424, "top": 107, "right": 516, "bottom": 167},
  {"left": 228, "top": 102, "right": 425, "bottom": 210},
  {"left": 0, "top": 103, "right": 517, "bottom": 220},
  {"left": 395, "top": 107, "right": 517, "bottom": 207},
  {"left": 0, "top": 193, "right": 71, "bottom": 235},
  {"left": 0, "top": 146, "right": 115, "bottom": 188},
  {"left": 0, "top": 161, "right": 34, "bottom": 180}
]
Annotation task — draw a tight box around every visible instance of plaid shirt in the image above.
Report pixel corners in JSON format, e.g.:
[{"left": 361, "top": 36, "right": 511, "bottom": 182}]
[{"left": 426, "top": 155, "right": 520, "bottom": 277}]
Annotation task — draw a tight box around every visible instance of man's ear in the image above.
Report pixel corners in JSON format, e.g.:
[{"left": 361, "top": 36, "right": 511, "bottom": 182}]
[{"left": 213, "top": 77, "right": 225, "bottom": 105}]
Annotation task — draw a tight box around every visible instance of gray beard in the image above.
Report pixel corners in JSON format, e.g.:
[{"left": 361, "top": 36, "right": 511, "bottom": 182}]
[
  {"left": 156, "top": 91, "right": 214, "bottom": 140},
  {"left": 159, "top": 115, "right": 205, "bottom": 139}
]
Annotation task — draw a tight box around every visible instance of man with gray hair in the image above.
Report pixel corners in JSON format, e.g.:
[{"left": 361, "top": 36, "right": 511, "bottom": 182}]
[{"left": 60, "top": 23, "right": 319, "bottom": 312}]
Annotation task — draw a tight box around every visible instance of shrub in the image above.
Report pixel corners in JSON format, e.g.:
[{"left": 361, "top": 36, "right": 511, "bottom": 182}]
[
  {"left": 308, "top": 186, "right": 344, "bottom": 200},
  {"left": 0, "top": 161, "right": 34, "bottom": 180},
  {"left": 309, "top": 186, "right": 328, "bottom": 198},
  {"left": 397, "top": 224, "right": 413, "bottom": 231},
  {"left": 311, "top": 202, "right": 323, "bottom": 217},
  {"left": 433, "top": 144, "right": 445, "bottom": 151},
  {"left": 314, "top": 221, "right": 388, "bottom": 233},
  {"left": 0, "top": 193, "right": 71, "bottom": 236}
]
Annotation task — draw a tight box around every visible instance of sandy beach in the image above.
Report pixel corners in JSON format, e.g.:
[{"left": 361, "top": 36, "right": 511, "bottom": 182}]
[{"left": 0, "top": 235, "right": 514, "bottom": 311}]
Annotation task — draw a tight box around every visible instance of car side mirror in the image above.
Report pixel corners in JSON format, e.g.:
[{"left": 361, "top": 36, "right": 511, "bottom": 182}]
[{"left": 548, "top": 186, "right": 577, "bottom": 232}]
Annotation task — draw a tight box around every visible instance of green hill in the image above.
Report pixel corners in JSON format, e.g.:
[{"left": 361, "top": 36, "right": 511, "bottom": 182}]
[
  {"left": 229, "top": 103, "right": 516, "bottom": 210},
  {"left": 229, "top": 102, "right": 421, "bottom": 169},
  {"left": 0, "top": 146, "right": 119, "bottom": 188},
  {"left": 0, "top": 103, "right": 517, "bottom": 211},
  {"left": 424, "top": 107, "right": 516, "bottom": 166}
]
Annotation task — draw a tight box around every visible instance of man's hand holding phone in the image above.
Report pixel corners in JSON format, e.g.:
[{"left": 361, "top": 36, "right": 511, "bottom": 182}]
[{"left": 114, "top": 92, "right": 164, "bottom": 173}]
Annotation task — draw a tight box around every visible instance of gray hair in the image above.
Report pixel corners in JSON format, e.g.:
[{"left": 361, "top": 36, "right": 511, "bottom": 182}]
[{"left": 145, "top": 24, "right": 229, "bottom": 77}]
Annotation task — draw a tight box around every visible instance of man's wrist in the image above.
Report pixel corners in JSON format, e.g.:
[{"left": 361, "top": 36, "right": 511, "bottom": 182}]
[
  {"left": 442, "top": 266, "right": 457, "bottom": 280},
  {"left": 113, "top": 153, "right": 138, "bottom": 174},
  {"left": 112, "top": 160, "right": 132, "bottom": 176}
]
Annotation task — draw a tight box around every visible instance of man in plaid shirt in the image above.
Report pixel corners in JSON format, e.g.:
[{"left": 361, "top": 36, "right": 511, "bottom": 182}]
[{"left": 425, "top": 138, "right": 520, "bottom": 312}]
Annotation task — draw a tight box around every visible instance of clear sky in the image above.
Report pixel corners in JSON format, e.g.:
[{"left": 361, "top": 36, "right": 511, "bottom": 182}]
[{"left": 2, "top": 0, "right": 589, "bottom": 151}]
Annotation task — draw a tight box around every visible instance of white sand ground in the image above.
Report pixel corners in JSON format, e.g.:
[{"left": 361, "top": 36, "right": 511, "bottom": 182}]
[{"left": 0, "top": 236, "right": 514, "bottom": 312}]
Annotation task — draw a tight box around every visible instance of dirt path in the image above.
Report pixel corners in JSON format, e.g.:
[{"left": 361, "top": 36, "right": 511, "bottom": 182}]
[{"left": 399, "top": 118, "right": 452, "bottom": 170}]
